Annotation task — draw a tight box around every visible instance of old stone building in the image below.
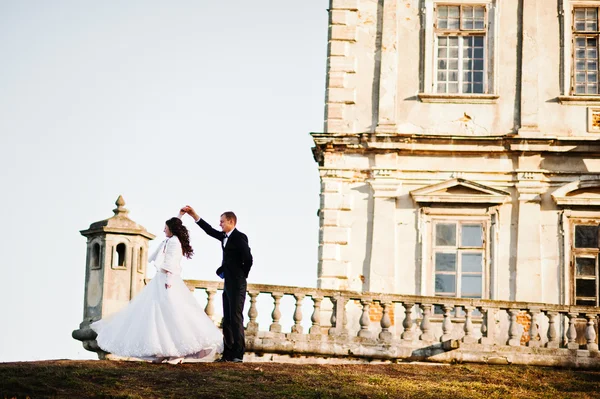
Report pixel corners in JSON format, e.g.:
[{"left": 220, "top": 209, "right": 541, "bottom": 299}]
[{"left": 312, "top": 0, "right": 600, "bottom": 309}]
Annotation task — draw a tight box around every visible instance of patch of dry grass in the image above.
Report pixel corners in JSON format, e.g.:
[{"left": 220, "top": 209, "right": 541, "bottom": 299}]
[{"left": 1, "top": 360, "right": 599, "bottom": 399}]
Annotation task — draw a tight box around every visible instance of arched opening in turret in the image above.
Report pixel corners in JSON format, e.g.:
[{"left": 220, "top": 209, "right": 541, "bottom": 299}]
[
  {"left": 91, "top": 243, "right": 101, "bottom": 269},
  {"left": 138, "top": 247, "right": 144, "bottom": 272},
  {"left": 116, "top": 243, "right": 126, "bottom": 267}
]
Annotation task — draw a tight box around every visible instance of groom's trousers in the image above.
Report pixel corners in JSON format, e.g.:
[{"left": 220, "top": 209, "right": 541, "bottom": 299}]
[{"left": 222, "top": 277, "right": 247, "bottom": 360}]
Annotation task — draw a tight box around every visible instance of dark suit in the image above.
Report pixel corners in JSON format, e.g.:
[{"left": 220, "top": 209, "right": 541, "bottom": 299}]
[{"left": 197, "top": 219, "right": 253, "bottom": 360}]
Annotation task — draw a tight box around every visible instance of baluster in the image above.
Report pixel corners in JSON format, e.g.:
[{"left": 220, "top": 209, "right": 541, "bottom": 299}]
[
  {"left": 379, "top": 301, "right": 392, "bottom": 342},
  {"left": 507, "top": 309, "right": 522, "bottom": 346},
  {"left": 246, "top": 291, "right": 259, "bottom": 334},
  {"left": 566, "top": 312, "right": 579, "bottom": 349},
  {"left": 419, "top": 304, "right": 434, "bottom": 342},
  {"left": 441, "top": 304, "right": 454, "bottom": 342},
  {"left": 291, "top": 293, "right": 305, "bottom": 334},
  {"left": 358, "top": 299, "right": 373, "bottom": 338},
  {"left": 269, "top": 292, "right": 283, "bottom": 333},
  {"left": 204, "top": 288, "right": 217, "bottom": 323},
  {"left": 480, "top": 307, "right": 496, "bottom": 345},
  {"left": 585, "top": 313, "right": 599, "bottom": 351},
  {"left": 310, "top": 296, "right": 323, "bottom": 335},
  {"left": 341, "top": 296, "right": 349, "bottom": 338},
  {"left": 545, "top": 311, "right": 559, "bottom": 348},
  {"left": 328, "top": 296, "right": 337, "bottom": 336},
  {"left": 462, "top": 306, "right": 477, "bottom": 344},
  {"left": 401, "top": 302, "right": 415, "bottom": 341},
  {"left": 527, "top": 308, "right": 541, "bottom": 347}
]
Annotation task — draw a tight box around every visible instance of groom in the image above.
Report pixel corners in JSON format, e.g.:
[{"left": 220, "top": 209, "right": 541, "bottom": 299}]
[{"left": 181, "top": 206, "right": 253, "bottom": 363}]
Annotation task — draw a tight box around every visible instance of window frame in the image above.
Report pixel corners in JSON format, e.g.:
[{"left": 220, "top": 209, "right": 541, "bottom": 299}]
[
  {"left": 433, "top": 4, "right": 488, "bottom": 95},
  {"left": 559, "top": 0, "right": 600, "bottom": 103},
  {"left": 420, "top": 0, "right": 499, "bottom": 103},
  {"left": 570, "top": 218, "right": 600, "bottom": 306},
  {"left": 571, "top": 6, "right": 600, "bottom": 95},
  {"left": 431, "top": 218, "right": 487, "bottom": 299}
]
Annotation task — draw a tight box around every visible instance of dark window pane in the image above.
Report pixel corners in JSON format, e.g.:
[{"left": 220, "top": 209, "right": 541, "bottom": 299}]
[
  {"left": 435, "top": 253, "right": 457, "bottom": 271},
  {"left": 435, "top": 274, "right": 456, "bottom": 294},
  {"left": 436, "top": 223, "right": 456, "bottom": 246},
  {"left": 576, "top": 257, "right": 597, "bottom": 276},
  {"left": 462, "top": 253, "right": 483, "bottom": 272},
  {"left": 576, "top": 299, "right": 597, "bottom": 306},
  {"left": 576, "top": 279, "right": 597, "bottom": 297},
  {"left": 461, "top": 275, "right": 482, "bottom": 298},
  {"left": 462, "top": 224, "right": 483, "bottom": 247},
  {"left": 575, "top": 225, "right": 598, "bottom": 248}
]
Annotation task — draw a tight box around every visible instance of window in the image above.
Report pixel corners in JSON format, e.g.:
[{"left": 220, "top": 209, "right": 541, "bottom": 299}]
[
  {"left": 116, "top": 243, "right": 126, "bottom": 268},
  {"left": 435, "top": 5, "right": 487, "bottom": 94},
  {"left": 138, "top": 247, "right": 144, "bottom": 273},
  {"left": 571, "top": 221, "right": 600, "bottom": 306},
  {"left": 433, "top": 220, "right": 485, "bottom": 298},
  {"left": 91, "top": 243, "right": 101, "bottom": 269},
  {"left": 573, "top": 7, "right": 600, "bottom": 95}
]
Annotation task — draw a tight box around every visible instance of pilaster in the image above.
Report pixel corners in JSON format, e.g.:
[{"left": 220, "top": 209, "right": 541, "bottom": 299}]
[
  {"left": 518, "top": 0, "right": 540, "bottom": 135},
  {"left": 366, "top": 173, "right": 401, "bottom": 293},
  {"left": 514, "top": 171, "right": 545, "bottom": 302},
  {"left": 375, "top": 0, "right": 398, "bottom": 133}
]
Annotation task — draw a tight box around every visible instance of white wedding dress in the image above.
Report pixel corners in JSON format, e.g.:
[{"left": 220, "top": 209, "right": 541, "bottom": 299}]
[{"left": 91, "top": 236, "right": 223, "bottom": 361}]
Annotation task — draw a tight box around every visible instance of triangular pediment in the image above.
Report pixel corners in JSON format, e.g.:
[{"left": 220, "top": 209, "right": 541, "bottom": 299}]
[
  {"left": 410, "top": 178, "right": 510, "bottom": 204},
  {"left": 552, "top": 180, "right": 600, "bottom": 206}
]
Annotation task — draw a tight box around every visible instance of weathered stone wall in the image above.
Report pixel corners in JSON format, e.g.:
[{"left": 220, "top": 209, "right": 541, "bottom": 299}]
[{"left": 315, "top": 0, "right": 600, "bottom": 306}]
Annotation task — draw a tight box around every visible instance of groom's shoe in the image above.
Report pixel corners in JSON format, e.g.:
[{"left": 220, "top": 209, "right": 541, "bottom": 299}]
[
  {"left": 214, "top": 357, "right": 230, "bottom": 363},
  {"left": 232, "top": 358, "right": 243, "bottom": 363}
]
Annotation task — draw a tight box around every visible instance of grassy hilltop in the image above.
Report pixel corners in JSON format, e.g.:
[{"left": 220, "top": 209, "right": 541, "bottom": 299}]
[{"left": 1, "top": 360, "right": 600, "bottom": 399}]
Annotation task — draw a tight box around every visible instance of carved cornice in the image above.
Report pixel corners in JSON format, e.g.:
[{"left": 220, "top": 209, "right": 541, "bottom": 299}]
[{"left": 311, "top": 133, "right": 600, "bottom": 162}]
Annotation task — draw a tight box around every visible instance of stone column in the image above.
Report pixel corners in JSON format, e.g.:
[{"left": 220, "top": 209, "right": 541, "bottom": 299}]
[
  {"left": 514, "top": 170, "right": 545, "bottom": 302},
  {"left": 518, "top": 0, "right": 540, "bottom": 135},
  {"left": 366, "top": 172, "right": 400, "bottom": 293},
  {"left": 375, "top": 0, "right": 398, "bottom": 133}
]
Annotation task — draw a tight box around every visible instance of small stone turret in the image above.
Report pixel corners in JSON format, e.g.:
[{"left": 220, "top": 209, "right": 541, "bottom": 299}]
[{"left": 72, "top": 196, "right": 155, "bottom": 354}]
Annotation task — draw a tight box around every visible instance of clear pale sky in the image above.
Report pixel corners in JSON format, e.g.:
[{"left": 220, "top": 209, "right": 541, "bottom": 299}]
[{"left": 0, "top": 1, "right": 327, "bottom": 362}]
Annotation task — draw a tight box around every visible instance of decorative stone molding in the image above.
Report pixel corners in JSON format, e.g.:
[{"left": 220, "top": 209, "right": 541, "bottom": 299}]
[
  {"left": 515, "top": 172, "right": 546, "bottom": 202},
  {"left": 367, "top": 178, "right": 401, "bottom": 198},
  {"left": 552, "top": 179, "right": 600, "bottom": 207},
  {"left": 417, "top": 93, "right": 499, "bottom": 104},
  {"left": 410, "top": 178, "right": 510, "bottom": 204}
]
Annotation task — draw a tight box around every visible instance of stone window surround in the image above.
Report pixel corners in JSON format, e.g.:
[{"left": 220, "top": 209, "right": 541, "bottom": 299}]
[
  {"left": 111, "top": 242, "right": 129, "bottom": 270},
  {"left": 553, "top": 179, "right": 600, "bottom": 305},
  {"left": 558, "top": 0, "right": 600, "bottom": 105},
  {"left": 418, "top": 207, "right": 495, "bottom": 300},
  {"left": 419, "top": 0, "right": 499, "bottom": 104}
]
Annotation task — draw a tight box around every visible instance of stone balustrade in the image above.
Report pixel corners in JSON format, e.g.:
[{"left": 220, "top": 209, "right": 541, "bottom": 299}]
[{"left": 184, "top": 279, "right": 600, "bottom": 367}]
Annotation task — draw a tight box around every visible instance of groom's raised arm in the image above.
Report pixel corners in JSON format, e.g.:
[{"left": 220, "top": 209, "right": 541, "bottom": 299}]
[
  {"left": 197, "top": 218, "right": 224, "bottom": 240},
  {"left": 182, "top": 205, "right": 224, "bottom": 241}
]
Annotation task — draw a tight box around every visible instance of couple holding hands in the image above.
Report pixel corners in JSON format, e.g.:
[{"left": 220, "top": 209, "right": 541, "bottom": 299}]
[{"left": 91, "top": 205, "right": 253, "bottom": 364}]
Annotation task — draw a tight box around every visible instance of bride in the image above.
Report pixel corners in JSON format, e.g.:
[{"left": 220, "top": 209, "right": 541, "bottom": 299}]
[{"left": 91, "top": 213, "right": 223, "bottom": 363}]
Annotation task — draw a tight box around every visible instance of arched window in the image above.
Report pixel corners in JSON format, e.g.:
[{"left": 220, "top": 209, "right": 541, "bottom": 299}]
[
  {"left": 91, "top": 243, "right": 101, "bottom": 269},
  {"left": 116, "top": 243, "right": 126, "bottom": 268}
]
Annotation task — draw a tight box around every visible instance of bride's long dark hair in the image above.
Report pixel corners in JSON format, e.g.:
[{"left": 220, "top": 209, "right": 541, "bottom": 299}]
[{"left": 166, "top": 217, "right": 194, "bottom": 259}]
